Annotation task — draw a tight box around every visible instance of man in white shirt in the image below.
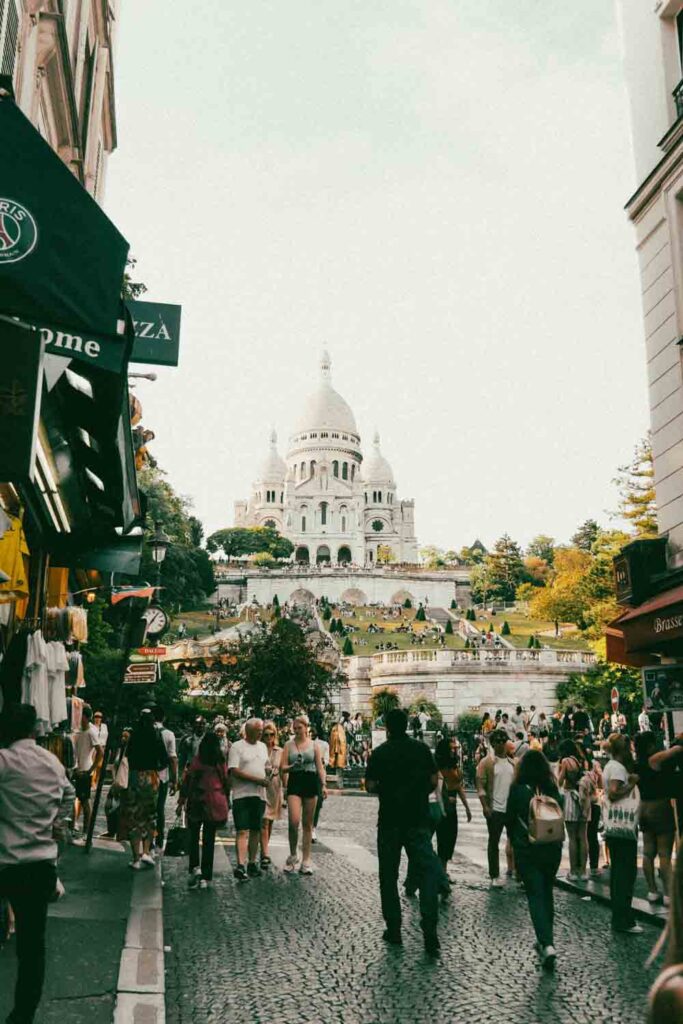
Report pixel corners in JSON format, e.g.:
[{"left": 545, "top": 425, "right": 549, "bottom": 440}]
[
  {"left": 638, "top": 706, "right": 651, "bottom": 733},
  {"left": 475, "top": 729, "right": 516, "bottom": 887},
  {"left": 71, "top": 705, "right": 103, "bottom": 838},
  {"left": 153, "top": 707, "right": 178, "bottom": 848},
  {"left": 0, "top": 703, "right": 74, "bottom": 1024},
  {"left": 228, "top": 718, "right": 269, "bottom": 881}
]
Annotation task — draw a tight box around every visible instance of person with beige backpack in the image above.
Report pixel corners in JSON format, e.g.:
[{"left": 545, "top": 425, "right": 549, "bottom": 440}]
[{"left": 506, "top": 749, "right": 565, "bottom": 971}]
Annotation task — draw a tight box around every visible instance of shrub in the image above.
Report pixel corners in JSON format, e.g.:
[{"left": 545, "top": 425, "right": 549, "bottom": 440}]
[
  {"left": 272, "top": 594, "right": 279, "bottom": 607},
  {"left": 342, "top": 637, "right": 354, "bottom": 656},
  {"left": 445, "top": 619, "right": 454, "bottom": 635},
  {"left": 527, "top": 635, "right": 535, "bottom": 648},
  {"left": 272, "top": 604, "right": 281, "bottom": 619},
  {"left": 464, "top": 638, "right": 470, "bottom": 649},
  {"left": 403, "top": 598, "right": 412, "bottom": 609},
  {"left": 371, "top": 688, "right": 400, "bottom": 721},
  {"left": 415, "top": 604, "right": 427, "bottom": 622},
  {"left": 487, "top": 622, "right": 494, "bottom": 632},
  {"left": 408, "top": 696, "right": 442, "bottom": 727},
  {"left": 456, "top": 711, "right": 482, "bottom": 736},
  {"left": 322, "top": 605, "right": 332, "bottom": 621},
  {"left": 501, "top": 621, "right": 511, "bottom": 636},
  {"left": 450, "top": 599, "right": 457, "bottom": 609}
]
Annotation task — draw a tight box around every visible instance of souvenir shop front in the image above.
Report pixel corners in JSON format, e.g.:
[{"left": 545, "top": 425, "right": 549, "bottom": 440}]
[{"left": 0, "top": 93, "right": 144, "bottom": 765}]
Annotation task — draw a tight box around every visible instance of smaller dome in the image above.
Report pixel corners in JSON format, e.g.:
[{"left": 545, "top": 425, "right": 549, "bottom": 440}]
[
  {"left": 364, "top": 432, "right": 395, "bottom": 484},
  {"left": 258, "top": 429, "right": 286, "bottom": 481}
]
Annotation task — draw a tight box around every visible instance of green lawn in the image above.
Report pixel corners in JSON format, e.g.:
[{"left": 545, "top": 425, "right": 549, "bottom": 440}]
[
  {"left": 170, "top": 609, "right": 240, "bottom": 639},
  {"left": 321, "top": 604, "right": 465, "bottom": 653},
  {"left": 470, "top": 611, "right": 590, "bottom": 651}
]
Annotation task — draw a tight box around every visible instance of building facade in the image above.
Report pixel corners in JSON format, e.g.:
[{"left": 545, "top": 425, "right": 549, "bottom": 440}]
[
  {"left": 235, "top": 352, "right": 419, "bottom": 565},
  {"left": 610, "top": 2, "right": 683, "bottom": 674},
  {"left": 2, "top": 0, "right": 119, "bottom": 204}
]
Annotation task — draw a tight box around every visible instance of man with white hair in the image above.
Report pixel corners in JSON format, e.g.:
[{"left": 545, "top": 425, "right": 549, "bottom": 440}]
[{"left": 227, "top": 718, "right": 269, "bottom": 882}]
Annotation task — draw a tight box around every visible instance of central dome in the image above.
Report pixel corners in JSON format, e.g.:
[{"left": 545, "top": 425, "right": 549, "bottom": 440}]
[{"left": 293, "top": 351, "right": 358, "bottom": 437}]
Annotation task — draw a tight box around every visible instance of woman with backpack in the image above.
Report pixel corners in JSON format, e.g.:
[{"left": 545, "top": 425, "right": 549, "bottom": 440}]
[
  {"left": 557, "top": 739, "right": 590, "bottom": 881},
  {"left": 506, "top": 750, "right": 564, "bottom": 970},
  {"left": 179, "top": 731, "right": 230, "bottom": 889},
  {"left": 118, "top": 709, "right": 169, "bottom": 870}
]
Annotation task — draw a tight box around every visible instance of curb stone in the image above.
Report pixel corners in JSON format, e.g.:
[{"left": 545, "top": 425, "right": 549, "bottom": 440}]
[{"left": 113, "top": 859, "right": 166, "bottom": 1023}]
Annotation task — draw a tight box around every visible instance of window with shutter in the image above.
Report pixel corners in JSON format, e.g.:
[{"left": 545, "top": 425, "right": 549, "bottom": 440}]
[{"left": 0, "top": 0, "right": 20, "bottom": 80}]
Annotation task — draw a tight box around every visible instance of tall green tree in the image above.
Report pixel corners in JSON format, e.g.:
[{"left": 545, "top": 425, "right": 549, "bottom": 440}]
[
  {"left": 481, "top": 534, "right": 525, "bottom": 603},
  {"left": 613, "top": 435, "right": 657, "bottom": 538},
  {"left": 206, "top": 526, "right": 294, "bottom": 560},
  {"left": 212, "top": 618, "right": 338, "bottom": 718},
  {"left": 526, "top": 535, "right": 555, "bottom": 565},
  {"left": 571, "top": 518, "right": 600, "bottom": 552}
]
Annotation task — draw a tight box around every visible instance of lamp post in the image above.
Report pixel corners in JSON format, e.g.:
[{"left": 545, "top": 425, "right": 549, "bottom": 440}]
[{"left": 150, "top": 520, "right": 170, "bottom": 595}]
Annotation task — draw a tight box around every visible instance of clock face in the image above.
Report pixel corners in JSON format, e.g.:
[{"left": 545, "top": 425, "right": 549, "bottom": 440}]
[{"left": 143, "top": 606, "right": 168, "bottom": 637}]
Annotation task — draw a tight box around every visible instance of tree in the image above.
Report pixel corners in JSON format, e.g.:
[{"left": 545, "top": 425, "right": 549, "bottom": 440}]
[
  {"left": 527, "top": 535, "right": 555, "bottom": 565},
  {"left": 501, "top": 620, "right": 511, "bottom": 636},
  {"left": 251, "top": 551, "right": 276, "bottom": 568},
  {"left": 272, "top": 594, "right": 279, "bottom": 607},
  {"left": 459, "top": 541, "right": 487, "bottom": 565},
  {"left": 450, "top": 599, "right": 457, "bottom": 609},
  {"left": 122, "top": 256, "right": 148, "bottom": 301},
  {"left": 420, "top": 545, "right": 445, "bottom": 569},
  {"left": 515, "top": 581, "right": 537, "bottom": 607},
  {"left": 322, "top": 605, "right": 332, "bottom": 621},
  {"left": 403, "top": 598, "right": 412, "bottom": 609},
  {"left": 376, "top": 544, "right": 396, "bottom": 564},
  {"left": 556, "top": 661, "right": 642, "bottom": 726},
  {"left": 342, "top": 637, "right": 354, "bottom": 656},
  {"left": 613, "top": 435, "right": 657, "bottom": 538},
  {"left": 523, "top": 555, "right": 551, "bottom": 585},
  {"left": 571, "top": 518, "right": 600, "bottom": 552},
  {"left": 473, "top": 534, "right": 525, "bottom": 604},
  {"left": 529, "top": 547, "right": 591, "bottom": 625},
  {"left": 206, "top": 526, "right": 294, "bottom": 560},
  {"left": 212, "top": 618, "right": 337, "bottom": 718},
  {"left": 329, "top": 617, "right": 338, "bottom": 633},
  {"left": 371, "top": 688, "right": 400, "bottom": 721},
  {"left": 415, "top": 604, "right": 427, "bottom": 621},
  {"left": 445, "top": 619, "right": 453, "bottom": 635}
]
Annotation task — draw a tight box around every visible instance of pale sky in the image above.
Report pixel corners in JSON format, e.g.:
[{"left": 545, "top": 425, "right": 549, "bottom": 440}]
[{"left": 107, "top": 1, "right": 648, "bottom": 552}]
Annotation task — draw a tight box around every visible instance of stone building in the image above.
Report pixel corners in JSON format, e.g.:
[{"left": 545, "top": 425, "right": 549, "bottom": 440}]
[
  {"left": 3, "top": 0, "right": 119, "bottom": 203},
  {"left": 235, "top": 352, "right": 419, "bottom": 565}
]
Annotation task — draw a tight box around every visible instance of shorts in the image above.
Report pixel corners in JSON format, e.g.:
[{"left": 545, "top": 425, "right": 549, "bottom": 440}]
[
  {"left": 232, "top": 797, "right": 265, "bottom": 832},
  {"left": 74, "top": 771, "right": 93, "bottom": 803},
  {"left": 640, "top": 799, "right": 675, "bottom": 838},
  {"left": 287, "top": 772, "right": 320, "bottom": 800}
]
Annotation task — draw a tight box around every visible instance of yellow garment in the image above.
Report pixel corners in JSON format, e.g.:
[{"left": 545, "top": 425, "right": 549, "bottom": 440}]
[
  {"left": 47, "top": 567, "right": 69, "bottom": 608},
  {"left": 0, "top": 515, "right": 29, "bottom": 601},
  {"left": 329, "top": 723, "right": 347, "bottom": 769}
]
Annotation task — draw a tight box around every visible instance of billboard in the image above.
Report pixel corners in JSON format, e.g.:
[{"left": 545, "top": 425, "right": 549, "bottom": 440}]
[{"left": 642, "top": 665, "right": 683, "bottom": 714}]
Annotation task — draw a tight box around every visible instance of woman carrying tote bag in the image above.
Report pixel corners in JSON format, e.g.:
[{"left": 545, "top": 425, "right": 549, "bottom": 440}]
[{"left": 602, "top": 733, "right": 642, "bottom": 934}]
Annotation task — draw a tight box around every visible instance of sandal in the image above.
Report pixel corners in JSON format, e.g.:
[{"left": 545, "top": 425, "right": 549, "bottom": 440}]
[{"left": 260, "top": 856, "right": 272, "bottom": 869}]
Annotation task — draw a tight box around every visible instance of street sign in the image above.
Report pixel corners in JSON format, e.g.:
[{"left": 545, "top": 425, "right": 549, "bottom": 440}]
[
  {"left": 124, "top": 662, "right": 158, "bottom": 685},
  {"left": 611, "top": 687, "right": 619, "bottom": 712},
  {"left": 127, "top": 300, "right": 181, "bottom": 366},
  {"left": 137, "top": 647, "right": 166, "bottom": 656}
]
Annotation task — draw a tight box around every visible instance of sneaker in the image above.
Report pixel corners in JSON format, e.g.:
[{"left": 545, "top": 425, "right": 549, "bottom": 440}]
[
  {"left": 140, "top": 854, "right": 155, "bottom": 868},
  {"left": 382, "top": 927, "right": 402, "bottom": 946},
  {"left": 625, "top": 924, "right": 644, "bottom": 935},
  {"left": 247, "top": 862, "right": 262, "bottom": 878},
  {"left": 490, "top": 877, "right": 504, "bottom": 888},
  {"left": 647, "top": 891, "right": 662, "bottom": 904},
  {"left": 565, "top": 872, "right": 579, "bottom": 882},
  {"left": 542, "top": 945, "right": 557, "bottom": 970},
  {"left": 575, "top": 874, "right": 588, "bottom": 882},
  {"left": 198, "top": 879, "right": 210, "bottom": 889},
  {"left": 260, "top": 856, "right": 272, "bottom": 869},
  {"left": 129, "top": 860, "right": 142, "bottom": 871},
  {"left": 233, "top": 865, "right": 249, "bottom": 883},
  {"left": 299, "top": 862, "right": 314, "bottom": 875},
  {"left": 188, "top": 868, "right": 201, "bottom": 889},
  {"left": 284, "top": 854, "right": 299, "bottom": 873}
]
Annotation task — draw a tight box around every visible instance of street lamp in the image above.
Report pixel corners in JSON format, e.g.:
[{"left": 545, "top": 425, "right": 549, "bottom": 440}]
[{"left": 150, "top": 521, "right": 170, "bottom": 591}]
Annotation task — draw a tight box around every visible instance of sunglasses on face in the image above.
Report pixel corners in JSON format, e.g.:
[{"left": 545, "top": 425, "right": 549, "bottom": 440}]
[{"left": 263, "top": 731, "right": 275, "bottom": 736}]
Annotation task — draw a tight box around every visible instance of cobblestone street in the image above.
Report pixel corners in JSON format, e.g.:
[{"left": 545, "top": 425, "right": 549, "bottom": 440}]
[{"left": 163, "top": 795, "right": 660, "bottom": 1024}]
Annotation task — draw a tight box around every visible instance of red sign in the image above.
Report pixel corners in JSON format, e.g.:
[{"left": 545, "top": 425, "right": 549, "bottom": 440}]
[
  {"left": 137, "top": 647, "right": 166, "bottom": 656},
  {"left": 611, "top": 687, "right": 619, "bottom": 712}
]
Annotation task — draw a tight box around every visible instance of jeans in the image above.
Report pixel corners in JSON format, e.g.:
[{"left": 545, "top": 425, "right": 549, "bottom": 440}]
[
  {"left": 486, "top": 811, "right": 512, "bottom": 879},
  {"left": 515, "top": 845, "right": 562, "bottom": 948},
  {"left": 0, "top": 860, "right": 57, "bottom": 1024},
  {"left": 188, "top": 820, "right": 218, "bottom": 880},
  {"left": 606, "top": 837, "right": 637, "bottom": 931},
  {"left": 377, "top": 823, "right": 440, "bottom": 933},
  {"left": 587, "top": 803, "right": 601, "bottom": 871},
  {"left": 156, "top": 780, "right": 169, "bottom": 844}
]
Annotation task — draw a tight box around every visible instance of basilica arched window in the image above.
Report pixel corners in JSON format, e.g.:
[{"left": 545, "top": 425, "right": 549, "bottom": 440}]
[
  {"left": 310, "top": 460, "right": 317, "bottom": 476},
  {"left": 342, "top": 463, "right": 348, "bottom": 480},
  {"left": 351, "top": 465, "right": 356, "bottom": 480},
  {"left": 332, "top": 461, "right": 339, "bottom": 477},
  {"left": 378, "top": 491, "right": 382, "bottom": 502},
  {"left": 319, "top": 501, "right": 328, "bottom": 526},
  {"left": 302, "top": 516, "right": 306, "bottom": 532},
  {"left": 280, "top": 492, "right": 283, "bottom": 502},
  {"left": 300, "top": 462, "right": 305, "bottom": 477},
  {"left": 341, "top": 515, "right": 347, "bottom": 533}
]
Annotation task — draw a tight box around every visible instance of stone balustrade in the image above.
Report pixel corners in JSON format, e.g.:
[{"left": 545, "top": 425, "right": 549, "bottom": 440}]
[{"left": 370, "top": 647, "right": 596, "bottom": 668}]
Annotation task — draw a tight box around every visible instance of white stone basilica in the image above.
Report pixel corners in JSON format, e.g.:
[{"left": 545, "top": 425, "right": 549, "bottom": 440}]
[{"left": 234, "top": 352, "right": 418, "bottom": 565}]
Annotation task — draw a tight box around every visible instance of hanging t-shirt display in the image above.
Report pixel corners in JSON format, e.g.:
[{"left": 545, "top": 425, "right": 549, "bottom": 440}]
[
  {"left": 22, "top": 629, "right": 50, "bottom": 731},
  {"left": 46, "top": 640, "right": 69, "bottom": 728}
]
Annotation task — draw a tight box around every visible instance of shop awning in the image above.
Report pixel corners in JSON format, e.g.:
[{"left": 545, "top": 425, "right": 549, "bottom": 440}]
[
  {"left": 608, "top": 584, "right": 683, "bottom": 659},
  {"left": 0, "top": 97, "right": 130, "bottom": 372}
]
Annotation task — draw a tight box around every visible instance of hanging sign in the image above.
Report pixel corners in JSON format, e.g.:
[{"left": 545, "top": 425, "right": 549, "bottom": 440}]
[
  {"left": 0, "top": 319, "right": 45, "bottom": 480},
  {"left": 124, "top": 661, "right": 158, "bottom": 685},
  {"left": 610, "top": 686, "right": 619, "bottom": 712},
  {"left": 127, "top": 300, "right": 181, "bottom": 366}
]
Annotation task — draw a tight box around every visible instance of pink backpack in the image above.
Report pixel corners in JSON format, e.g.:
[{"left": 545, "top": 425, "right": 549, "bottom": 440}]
[{"left": 528, "top": 788, "right": 565, "bottom": 845}]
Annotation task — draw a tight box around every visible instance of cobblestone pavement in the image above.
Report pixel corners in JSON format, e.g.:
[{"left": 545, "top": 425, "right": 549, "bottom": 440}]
[{"left": 163, "top": 795, "right": 660, "bottom": 1024}]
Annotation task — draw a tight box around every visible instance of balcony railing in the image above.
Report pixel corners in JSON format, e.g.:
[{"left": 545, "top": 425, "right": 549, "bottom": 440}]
[{"left": 674, "top": 77, "right": 683, "bottom": 121}]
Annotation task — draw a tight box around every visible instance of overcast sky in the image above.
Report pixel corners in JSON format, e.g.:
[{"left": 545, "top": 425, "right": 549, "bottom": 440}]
[{"left": 107, "top": 1, "right": 648, "bottom": 552}]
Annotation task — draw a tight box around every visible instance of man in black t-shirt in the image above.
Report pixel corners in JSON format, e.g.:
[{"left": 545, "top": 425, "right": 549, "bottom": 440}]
[{"left": 365, "top": 708, "right": 441, "bottom": 955}]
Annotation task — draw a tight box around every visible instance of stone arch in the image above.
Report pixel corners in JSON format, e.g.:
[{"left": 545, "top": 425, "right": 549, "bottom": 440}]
[
  {"left": 391, "top": 589, "right": 415, "bottom": 605},
  {"left": 289, "top": 588, "right": 316, "bottom": 606},
  {"left": 316, "top": 545, "right": 331, "bottom": 564},
  {"left": 295, "top": 546, "right": 310, "bottom": 563},
  {"left": 337, "top": 545, "right": 352, "bottom": 564},
  {"left": 340, "top": 587, "right": 367, "bottom": 605}
]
